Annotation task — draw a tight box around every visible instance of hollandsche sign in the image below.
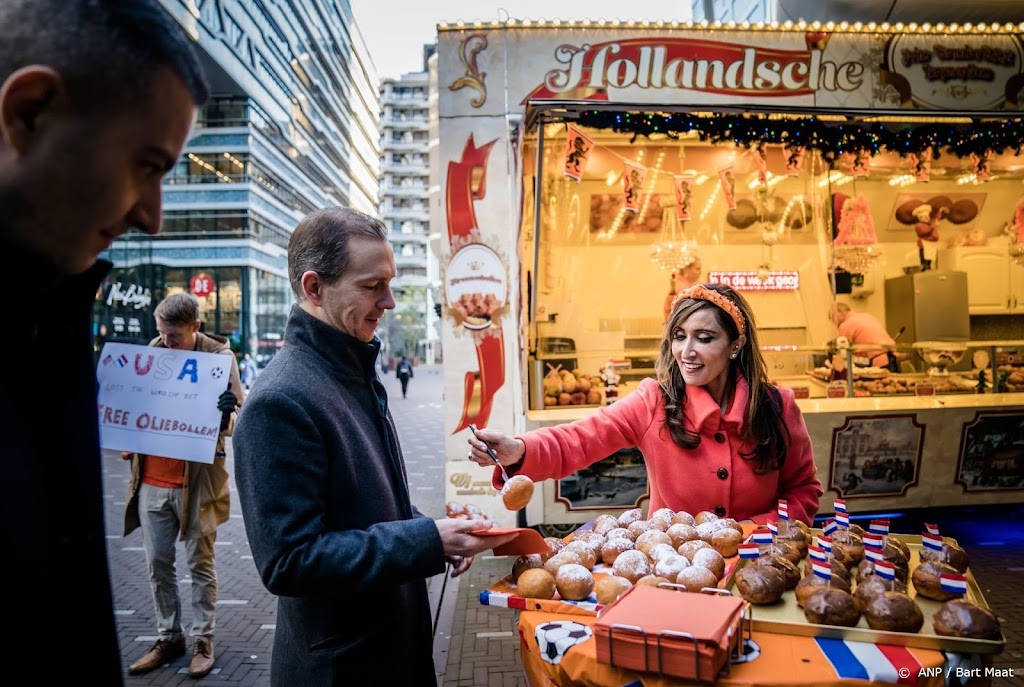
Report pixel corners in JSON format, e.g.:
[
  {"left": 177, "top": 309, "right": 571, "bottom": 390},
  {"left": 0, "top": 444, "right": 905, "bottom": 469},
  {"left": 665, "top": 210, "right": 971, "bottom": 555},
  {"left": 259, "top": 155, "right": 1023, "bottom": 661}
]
[{"left": 96, "top": 342, "right": 230, "bottom": 463}]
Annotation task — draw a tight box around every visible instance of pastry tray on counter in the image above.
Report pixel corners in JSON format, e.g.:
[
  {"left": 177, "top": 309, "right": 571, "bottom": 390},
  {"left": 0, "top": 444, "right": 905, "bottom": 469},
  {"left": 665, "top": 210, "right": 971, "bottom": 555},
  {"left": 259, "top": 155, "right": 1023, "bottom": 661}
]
[{"left": 722, "top": 533, "right": 1006, "bottom": 655}]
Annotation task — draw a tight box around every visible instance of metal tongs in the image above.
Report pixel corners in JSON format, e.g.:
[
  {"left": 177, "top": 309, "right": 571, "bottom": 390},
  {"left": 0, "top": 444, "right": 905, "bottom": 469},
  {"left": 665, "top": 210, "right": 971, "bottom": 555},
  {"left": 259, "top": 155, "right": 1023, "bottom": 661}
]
[{"left": 468, "top": 424, "right": 509, "bottom": 482}]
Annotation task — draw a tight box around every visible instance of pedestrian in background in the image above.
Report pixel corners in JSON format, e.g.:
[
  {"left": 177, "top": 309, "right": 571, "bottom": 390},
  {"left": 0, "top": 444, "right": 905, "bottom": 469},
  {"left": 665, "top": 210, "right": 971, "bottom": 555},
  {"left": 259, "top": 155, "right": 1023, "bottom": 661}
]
[
  {"left": 233, "top": 207, "right": 513, "bottom": 686},
  {"left": 240, "top": 352, "right": 258, "bottom": 389},
  {"left": 122, "top": 293, "right": 242, "bottom": 678},
  {"left": 0, "top": 2, "right": 207, "bottom": 684},
  {"left": 396, "top": 354, "right": 414, "bottom": 398}
]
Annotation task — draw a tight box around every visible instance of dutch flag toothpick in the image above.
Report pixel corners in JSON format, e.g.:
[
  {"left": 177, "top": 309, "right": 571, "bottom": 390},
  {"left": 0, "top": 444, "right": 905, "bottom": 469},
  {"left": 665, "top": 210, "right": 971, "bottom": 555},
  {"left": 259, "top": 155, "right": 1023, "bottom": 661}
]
[
  {"left": 863, "top": 532, "right": 884, "bottom": 549},
  {"left": 868, "top": 519, "right": 890, "bottom": 535},
  {"left": 816, "top": 535, "right": 832, "bottom": 553},
  {"left": 925, "top": 523, "right": 940, "bottom": 536},
  {"left": 778, "top": 499, "right": 789, "bottom": 521},
  {"left": 823, "top": 519, "right": 838, "bottom": 536},
  {"left": 812, "top": 560, "right": 832, "bottom": 580},
  {"left": 922, "top": 533, "right": 944, "bottom": 551},
  {"left": 864, "top": 545, "right": 884, "bottom": 563},
  {"left": 834, "top": 499, "right": 847, "bottom": 514},
  {"left": 767, "top": 521, "right": 778, "bottom": 536},
  {"left": 738, "top": 543, "right": 760, "bottom": 559},
  {"left": 940, "top": 573, "right": 968, "bottom": 596},
  {"left": 875, "top": 560, "right": 896, "bottom": 581},
  {"left": 808, "top": 545, "right": 828, "bottom": 562},
  {"left": 835, "top": 511, "right": 850, "bottom": 528},
  {"left": 752, "top": 528, "right": 774, "bottom": 545}
]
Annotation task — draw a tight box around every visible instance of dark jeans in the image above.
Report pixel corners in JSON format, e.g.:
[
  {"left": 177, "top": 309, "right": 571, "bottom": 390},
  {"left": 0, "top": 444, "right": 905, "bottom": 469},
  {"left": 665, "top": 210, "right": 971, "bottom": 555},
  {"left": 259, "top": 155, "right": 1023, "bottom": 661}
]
[{"left": 399, "top": 374, "right": 410, "bottom": 397}]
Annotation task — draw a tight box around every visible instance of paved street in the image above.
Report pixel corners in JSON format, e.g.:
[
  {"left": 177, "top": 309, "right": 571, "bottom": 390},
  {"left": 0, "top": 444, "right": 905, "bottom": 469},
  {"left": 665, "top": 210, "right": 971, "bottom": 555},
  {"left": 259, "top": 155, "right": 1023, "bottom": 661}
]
[
  {"left": 101, "top": 363, "right": 1022, "bottom": 686},
  {"left": 103, "top": 364, "right": 525, "bottom": 686}
]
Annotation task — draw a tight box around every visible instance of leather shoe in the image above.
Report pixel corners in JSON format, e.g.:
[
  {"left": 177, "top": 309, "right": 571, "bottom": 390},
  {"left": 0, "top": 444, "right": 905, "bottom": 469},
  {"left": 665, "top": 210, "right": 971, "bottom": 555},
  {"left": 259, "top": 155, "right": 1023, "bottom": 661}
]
[
  {"left": 188, "top": 637, "right": 215, "bottom": 678},
  {"left": 128, "top": 636, "right": 186, "bottom": 674}
]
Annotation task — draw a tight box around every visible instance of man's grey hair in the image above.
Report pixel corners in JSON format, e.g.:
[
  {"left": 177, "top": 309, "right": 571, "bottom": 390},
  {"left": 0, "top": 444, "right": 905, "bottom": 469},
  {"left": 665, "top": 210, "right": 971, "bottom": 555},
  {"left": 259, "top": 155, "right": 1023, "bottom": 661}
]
[
  {"left": 0, "top": 0, "right": 209, "bottom": 112},
  {"left": 288, "top": 207, "right": 389, "bottom": 301},
  {"left": 155, "top": 292, "right": 201, "bottom": 327}
]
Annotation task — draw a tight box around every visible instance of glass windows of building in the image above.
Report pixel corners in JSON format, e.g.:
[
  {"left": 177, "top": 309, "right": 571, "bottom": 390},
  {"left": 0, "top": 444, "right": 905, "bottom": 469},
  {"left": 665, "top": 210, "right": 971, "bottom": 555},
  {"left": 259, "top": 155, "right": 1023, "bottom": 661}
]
[{"left": 250, "top": 269, "right": 292, "bottom": 366}]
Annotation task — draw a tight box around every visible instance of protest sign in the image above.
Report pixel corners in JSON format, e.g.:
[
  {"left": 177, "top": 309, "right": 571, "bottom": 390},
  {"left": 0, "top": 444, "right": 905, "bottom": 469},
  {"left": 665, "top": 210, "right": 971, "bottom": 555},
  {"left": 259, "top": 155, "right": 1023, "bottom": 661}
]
[{"left": 96, "top": 342, "right": 230, "bottom": 463}]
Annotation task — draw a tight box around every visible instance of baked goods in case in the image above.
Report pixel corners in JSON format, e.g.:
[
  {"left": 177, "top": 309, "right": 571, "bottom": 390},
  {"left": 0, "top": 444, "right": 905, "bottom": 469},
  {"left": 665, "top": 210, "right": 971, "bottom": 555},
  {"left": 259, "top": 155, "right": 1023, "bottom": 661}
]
[
  {"left": 932, "top": 598, "right": 1002, "bottom": 641},
  {"left": 501, "top": 475, "right": 535, "bottom": 511},
  {"left": 863, "top": 591, "right": 924, "bottom": 633},
  {"left": 803, "top": 588, "right": 861, "bottom": 627},
  {"left": 735, "top": 565, "right": 785, "bottom": 604}
]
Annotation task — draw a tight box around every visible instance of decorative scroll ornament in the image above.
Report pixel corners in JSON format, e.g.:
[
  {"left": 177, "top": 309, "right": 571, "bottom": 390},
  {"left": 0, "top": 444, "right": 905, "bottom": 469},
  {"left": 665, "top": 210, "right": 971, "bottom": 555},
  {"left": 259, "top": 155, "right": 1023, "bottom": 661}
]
[{"left": 449, "top": 34, "right": 488, "bottom": 108}]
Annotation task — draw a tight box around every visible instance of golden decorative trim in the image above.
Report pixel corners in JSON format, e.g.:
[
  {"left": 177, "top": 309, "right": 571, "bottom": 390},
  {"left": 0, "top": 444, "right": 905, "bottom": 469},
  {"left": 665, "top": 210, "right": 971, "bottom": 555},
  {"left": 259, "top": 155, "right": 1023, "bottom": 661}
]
[{"left": 449, "top": 33, "right": 488, "bottom": 108}]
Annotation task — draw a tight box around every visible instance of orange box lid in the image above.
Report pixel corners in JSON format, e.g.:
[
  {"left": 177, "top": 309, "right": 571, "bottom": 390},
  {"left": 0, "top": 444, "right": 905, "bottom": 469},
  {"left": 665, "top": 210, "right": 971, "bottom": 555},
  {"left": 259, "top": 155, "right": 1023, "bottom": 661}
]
[{"left": 595, "top": 586, "right": 745, "bottom": 647}]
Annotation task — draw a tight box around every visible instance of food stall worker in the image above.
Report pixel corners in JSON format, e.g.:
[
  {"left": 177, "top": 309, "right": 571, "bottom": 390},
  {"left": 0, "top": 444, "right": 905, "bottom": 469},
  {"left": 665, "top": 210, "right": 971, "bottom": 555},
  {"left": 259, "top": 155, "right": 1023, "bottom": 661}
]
[
  {"left": 469, "top": 283, "right": 822, "bottom": 525},
  {"left": 662, "top": 255, "right": 702, "bottom": 322},
  {"left": 830, "top": 302, "right": 896, "bottom": 369}
]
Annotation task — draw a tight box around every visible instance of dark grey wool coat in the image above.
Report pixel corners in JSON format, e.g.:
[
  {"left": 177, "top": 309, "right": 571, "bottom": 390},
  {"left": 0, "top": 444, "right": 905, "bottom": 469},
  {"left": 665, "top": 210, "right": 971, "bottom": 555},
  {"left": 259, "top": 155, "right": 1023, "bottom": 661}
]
[{"left": 233, "top": 305, "right": 444, "bottom": 686}]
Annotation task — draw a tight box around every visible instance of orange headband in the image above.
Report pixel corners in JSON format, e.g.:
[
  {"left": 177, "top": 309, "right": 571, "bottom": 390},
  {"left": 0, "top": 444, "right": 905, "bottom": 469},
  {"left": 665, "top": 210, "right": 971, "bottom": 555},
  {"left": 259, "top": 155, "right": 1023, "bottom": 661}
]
[{"left": 672, "top": 284, "right": 747, "bottom": 336}]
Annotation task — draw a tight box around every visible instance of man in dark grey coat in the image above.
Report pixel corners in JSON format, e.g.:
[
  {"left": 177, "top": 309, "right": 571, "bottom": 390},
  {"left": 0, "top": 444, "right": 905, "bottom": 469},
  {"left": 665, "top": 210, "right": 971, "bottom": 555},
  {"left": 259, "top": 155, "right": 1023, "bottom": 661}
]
[{"left": 233, "top": 207, "right": 513, "bottom": 686}]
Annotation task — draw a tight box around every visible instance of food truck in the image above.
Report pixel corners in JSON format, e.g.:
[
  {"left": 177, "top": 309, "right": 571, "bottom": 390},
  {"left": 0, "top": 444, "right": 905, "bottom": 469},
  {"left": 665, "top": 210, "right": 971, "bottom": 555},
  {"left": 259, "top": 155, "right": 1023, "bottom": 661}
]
[{"left": 435, "top": 19, "right": 1024, "bottom": 531}]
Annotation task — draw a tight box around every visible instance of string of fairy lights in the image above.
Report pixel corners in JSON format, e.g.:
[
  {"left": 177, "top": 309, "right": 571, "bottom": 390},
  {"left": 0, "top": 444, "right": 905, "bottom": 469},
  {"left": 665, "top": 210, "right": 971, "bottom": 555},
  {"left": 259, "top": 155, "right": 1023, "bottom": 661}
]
[{"left": 573, "top": 111, "right": 1024, "bottom": 161}]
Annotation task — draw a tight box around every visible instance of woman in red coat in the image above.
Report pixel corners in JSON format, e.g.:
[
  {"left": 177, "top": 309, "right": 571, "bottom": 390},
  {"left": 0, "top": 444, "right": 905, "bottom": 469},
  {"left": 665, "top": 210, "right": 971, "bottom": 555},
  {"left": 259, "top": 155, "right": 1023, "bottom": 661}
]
[{"left": 468, "top": 283, "right": 822, "bottom": 525}]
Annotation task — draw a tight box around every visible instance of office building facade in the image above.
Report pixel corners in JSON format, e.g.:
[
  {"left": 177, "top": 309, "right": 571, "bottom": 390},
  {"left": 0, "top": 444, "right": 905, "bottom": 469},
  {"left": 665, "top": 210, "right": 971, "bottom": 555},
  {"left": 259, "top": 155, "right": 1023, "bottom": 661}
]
[{"left": 95, "top": 0, "right": 380, "bottom": 366}]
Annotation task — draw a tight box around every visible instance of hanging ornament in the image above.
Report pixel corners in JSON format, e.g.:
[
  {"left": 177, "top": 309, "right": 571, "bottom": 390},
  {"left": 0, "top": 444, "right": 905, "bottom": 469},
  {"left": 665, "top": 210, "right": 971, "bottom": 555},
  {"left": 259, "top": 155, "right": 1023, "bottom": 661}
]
[
  {"left": 761, "top": 229, "right": 779, "bottom": 246},
  {"left": 909, "top": 148, "right": 932, "bottom": 183},
  {"left": 752, "top": 142, "right": 768, "bottom": 184},
  {"left": 718, "top": 165, "right": 737, "bottom": 210},
  {"left": 673, "top": 174, "right": 695, "bottom": 221},
  {"left": 757, "top": 263, "right": 772, "bottom": 282},
  {"left": 562, "top": 125, "right": 593, "bottom": 182},
  {"left": 851, "top": 149, "right": 871, "bottom": 178},
  {"left": 783, "top": 142, "right": 805, "bottom": 176},
  {"left": 970, "top": 149, "right": 993, "bottom": 181},
  {"left": 622, "top": 160, "right": 646, "bottom": 214},
  {"left": 833, "top": 193, "right": 881, "bottom": 273}
]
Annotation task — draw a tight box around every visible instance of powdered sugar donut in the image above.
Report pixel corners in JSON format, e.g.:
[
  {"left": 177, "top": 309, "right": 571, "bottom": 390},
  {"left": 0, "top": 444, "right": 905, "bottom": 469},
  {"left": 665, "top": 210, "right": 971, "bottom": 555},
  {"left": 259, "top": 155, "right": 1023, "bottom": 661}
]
[
  {"left": 612, "top": 549, "right": 651, "bottom": 584},
  {"left": 555, "top": 563, "right": 595, "bottom": 601},
  {"left": 501, "top": 475, "right": 535, "bottom": 510}
]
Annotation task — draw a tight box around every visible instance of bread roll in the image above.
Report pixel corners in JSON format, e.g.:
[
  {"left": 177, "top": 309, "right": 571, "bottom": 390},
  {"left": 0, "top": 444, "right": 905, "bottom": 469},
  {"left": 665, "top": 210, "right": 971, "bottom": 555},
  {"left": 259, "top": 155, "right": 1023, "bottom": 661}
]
[
  {"left": 919, "top": 541, "right": 969, "bottom": 573},
  {"left": 803, "top": 587, "right": 861, "bottom": 627},
  {"left": 912, "top": 560, "right": 962, "bottom": 601},
  {"left": 864, "top": 591, "right": 924, "bottom": 633},
  {"left": 853, "top": 575, "right": 907, "bottom": 612},
  {"left": 511, "top": 554, "right": 545, "bottom": 583},
  {"left": 932, "top": 599, "right": 1002, "bottom": 640},
  {"left": 517, "top": 568, "right": 556, "bottom": 599},
  {"left": 735, "top": 565, "right": 785, "bottom": 604},
  {"left": 555, "top": 564, "right": 595, "bottom": 601},
  {"left": 795, "top": 573, "right": 851, "bottom": 607},
  {"left": 595, "top": 575, "right": 633, "bottom": 605},
  {"left": 501, "top": 475, "right": 535, "bottom": 511},
  {"left": 756, "top": 555, "right": 800, "bottom": 589}
]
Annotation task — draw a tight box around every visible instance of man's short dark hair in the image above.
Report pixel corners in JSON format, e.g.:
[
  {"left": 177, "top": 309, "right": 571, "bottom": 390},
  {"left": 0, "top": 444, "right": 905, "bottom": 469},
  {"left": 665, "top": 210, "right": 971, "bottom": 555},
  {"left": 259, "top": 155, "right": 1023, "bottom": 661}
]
[
  {"left": 288, "top": 207, "right": 389, "bottom": 301},
  {"left": 0, "top": 0, "right": 209, "bottom": 111}
]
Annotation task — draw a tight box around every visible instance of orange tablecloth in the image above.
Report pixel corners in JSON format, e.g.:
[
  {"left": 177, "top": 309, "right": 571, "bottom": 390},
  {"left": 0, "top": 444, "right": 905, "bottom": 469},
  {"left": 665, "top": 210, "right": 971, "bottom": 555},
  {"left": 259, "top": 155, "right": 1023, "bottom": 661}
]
[{"left": 519, "top": 609, "right": 951, "bottom": 687}]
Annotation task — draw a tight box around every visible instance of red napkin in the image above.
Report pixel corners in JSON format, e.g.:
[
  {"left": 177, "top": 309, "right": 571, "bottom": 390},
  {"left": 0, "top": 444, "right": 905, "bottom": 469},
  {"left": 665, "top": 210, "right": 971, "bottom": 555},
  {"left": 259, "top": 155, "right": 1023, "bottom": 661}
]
[{"left": 471, "top": 528, "right": 549, "bottom": 555}]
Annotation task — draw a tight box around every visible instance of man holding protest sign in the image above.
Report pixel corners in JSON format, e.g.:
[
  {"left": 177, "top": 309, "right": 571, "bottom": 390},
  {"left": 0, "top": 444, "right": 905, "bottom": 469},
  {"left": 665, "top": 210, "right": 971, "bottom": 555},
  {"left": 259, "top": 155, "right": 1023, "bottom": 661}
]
[{"left": 121, "top": 293, "right": 241, "bottom": 679}]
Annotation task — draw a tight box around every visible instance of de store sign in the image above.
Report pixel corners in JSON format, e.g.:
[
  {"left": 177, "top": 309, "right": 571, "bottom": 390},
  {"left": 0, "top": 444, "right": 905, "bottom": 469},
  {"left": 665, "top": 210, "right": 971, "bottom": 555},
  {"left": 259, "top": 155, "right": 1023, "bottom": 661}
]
[{"left": 190, "top": 272, "right": 214, "bottom": 298}]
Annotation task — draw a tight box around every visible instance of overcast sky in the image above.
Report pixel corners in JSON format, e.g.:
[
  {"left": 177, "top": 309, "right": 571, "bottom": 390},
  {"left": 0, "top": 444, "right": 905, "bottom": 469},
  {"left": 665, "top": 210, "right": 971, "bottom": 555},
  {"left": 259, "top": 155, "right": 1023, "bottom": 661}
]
[{"left": 349, "top": 0, "right": 693, "bottom": 79}]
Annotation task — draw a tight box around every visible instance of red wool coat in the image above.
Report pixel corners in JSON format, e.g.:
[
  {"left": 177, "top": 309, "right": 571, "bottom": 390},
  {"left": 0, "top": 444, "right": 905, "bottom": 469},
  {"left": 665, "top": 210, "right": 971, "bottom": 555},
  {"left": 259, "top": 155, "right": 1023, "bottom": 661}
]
[{"left": 495, "top": 376, "right": 822, "bottom": 525}]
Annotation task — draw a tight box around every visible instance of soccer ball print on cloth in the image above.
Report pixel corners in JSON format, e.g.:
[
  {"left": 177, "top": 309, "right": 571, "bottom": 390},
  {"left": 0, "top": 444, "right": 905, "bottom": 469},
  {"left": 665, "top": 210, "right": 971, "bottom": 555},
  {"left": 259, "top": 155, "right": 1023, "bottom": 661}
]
[{"left": 535, "top": 620, "right": 593, "bottom": 665}]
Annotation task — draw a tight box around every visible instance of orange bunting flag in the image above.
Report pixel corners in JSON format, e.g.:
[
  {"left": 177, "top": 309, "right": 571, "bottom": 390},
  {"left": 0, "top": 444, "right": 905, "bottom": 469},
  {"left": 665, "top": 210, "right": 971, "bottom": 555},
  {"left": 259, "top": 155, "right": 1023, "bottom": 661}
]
[
  {"left": 673, "top": 174, "right": 695, "bottom": 221},
  {"left": 623, "top": 161, "right": 647, "bottom": 214},
  {"left": 718, "top": 166, "right": 736, "bottom": 211},
  {"left": 783, "top": 142, "right": 805, "bottom": 176},
  {"left": 563, "top": 125, "right": 593, "bottom": 182}
]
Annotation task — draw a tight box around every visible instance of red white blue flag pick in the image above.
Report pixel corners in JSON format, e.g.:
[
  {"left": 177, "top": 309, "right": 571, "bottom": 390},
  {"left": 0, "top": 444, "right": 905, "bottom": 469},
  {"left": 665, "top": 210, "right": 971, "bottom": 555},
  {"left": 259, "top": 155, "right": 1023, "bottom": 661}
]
[
  {"left": 868, "top": 519, "right": 890, "bottom": 535},
  {"left": 834, "top": 499, "right": 847, "bottom": 514},
  {"left": 875, "top": 560, "right": 896, "bottom": 581},
  {"left": 812, "top": 560, "right": 832, "bottom": 580},
  {"left": 925, "top": 522, "right": 940, "bottom": 536},
  {"left": 922, "top": 533, "right": 944, "bottom": 551},
  {"left": 768, "top": 521, "right": 778, "bottom": 536},
  {"left": 778, "top": 499, "right": 789, "bottom": 521},
  {"left": 864, "top": 545, "right": 884, "bottom": 563},
  {"left": 863, "top": 532, "right": 884, "bottom": 549},
  {"left": 738, "top": 543, "right": 760, "bottom": 559},
  {"left": 808, "top": 545, "right": 828, "bottom": 562},
  {"left": 835, "top": 511, "right": 850, "bottom": 528},
  {"left": 816, "top": 535, "right": 832, "bottom": 553},
  {"left": 823, "top": 519, "right": 838, "bottom": 536},
  {"left": 752, "top": 528, "right": 774, "bottom": 545},
  {"left": 940, "top": 573, "right": 968, "bottom": 596}
]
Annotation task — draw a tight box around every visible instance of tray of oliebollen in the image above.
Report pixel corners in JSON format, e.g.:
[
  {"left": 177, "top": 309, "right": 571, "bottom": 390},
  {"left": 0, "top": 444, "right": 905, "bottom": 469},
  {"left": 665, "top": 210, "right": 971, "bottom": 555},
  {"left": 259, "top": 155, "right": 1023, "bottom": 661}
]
[{"left": 722, "top": 532, "right": 1006, "bottom": 655}]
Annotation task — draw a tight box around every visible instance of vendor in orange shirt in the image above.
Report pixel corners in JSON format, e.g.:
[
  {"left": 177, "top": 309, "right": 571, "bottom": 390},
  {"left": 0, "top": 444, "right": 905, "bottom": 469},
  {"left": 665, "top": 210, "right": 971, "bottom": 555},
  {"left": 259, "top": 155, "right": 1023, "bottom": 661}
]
[
  {"left": 468, "top": 283, "right": 823, "bottom": 525},
  {"left": 830, "top": 302, "right": 896, "bottom": 370}
]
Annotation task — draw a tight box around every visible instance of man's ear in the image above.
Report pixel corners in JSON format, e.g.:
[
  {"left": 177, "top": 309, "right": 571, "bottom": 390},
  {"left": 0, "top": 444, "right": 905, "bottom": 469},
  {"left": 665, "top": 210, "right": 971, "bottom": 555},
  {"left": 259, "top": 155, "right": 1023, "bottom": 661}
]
[
  {"left": 0, "top": 66, "right": 66, "bottom": 155},
  {"left": 300, "top": 270, "right": 323, "bottom": 306}
]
